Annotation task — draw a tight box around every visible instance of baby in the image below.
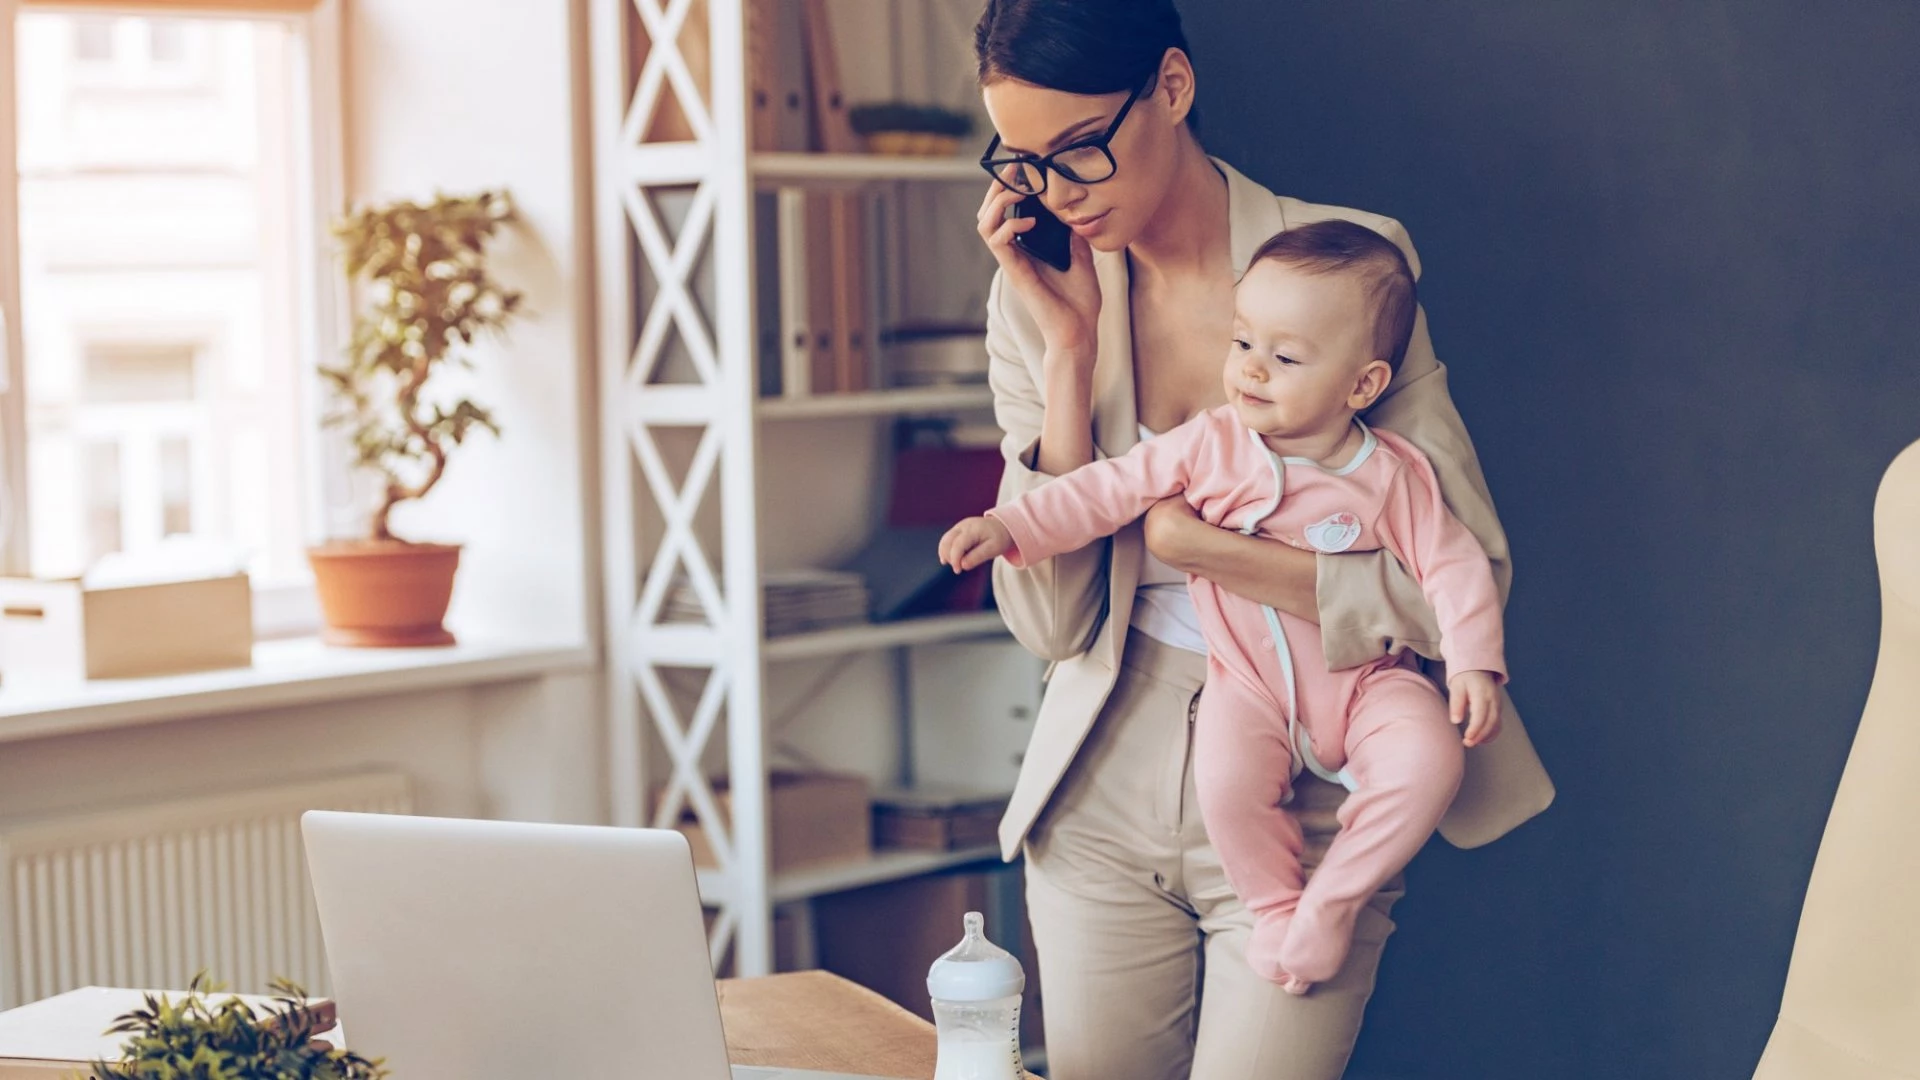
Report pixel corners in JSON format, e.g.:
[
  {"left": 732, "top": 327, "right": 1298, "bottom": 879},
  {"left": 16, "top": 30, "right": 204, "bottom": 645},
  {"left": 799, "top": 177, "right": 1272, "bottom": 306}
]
[{"left": 941, "top": 219, "right": 1505, "bottom": 994}]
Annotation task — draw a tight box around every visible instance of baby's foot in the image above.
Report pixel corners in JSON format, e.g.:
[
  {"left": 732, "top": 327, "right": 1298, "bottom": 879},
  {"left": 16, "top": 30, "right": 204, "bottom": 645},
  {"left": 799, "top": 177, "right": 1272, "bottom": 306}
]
[
  {"left": 1277, "top": 898, "right": 1361, "bottom": 988},
  {"left": 1245, "top": 907, "right": 1301, "bottom": 987}
]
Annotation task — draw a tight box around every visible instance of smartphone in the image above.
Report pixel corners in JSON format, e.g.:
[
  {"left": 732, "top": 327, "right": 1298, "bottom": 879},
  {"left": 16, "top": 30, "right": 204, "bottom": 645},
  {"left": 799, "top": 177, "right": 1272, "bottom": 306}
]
[{"left": 1011, "top": 196, "right": 1073, "bottom": 273}]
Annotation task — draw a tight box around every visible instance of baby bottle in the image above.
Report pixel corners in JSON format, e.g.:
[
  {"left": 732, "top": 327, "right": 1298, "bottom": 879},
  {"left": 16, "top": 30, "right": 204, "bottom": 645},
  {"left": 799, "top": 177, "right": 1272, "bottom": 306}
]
[{"left": 926, "top": 911, "right": 1026, "bottom": 1080}]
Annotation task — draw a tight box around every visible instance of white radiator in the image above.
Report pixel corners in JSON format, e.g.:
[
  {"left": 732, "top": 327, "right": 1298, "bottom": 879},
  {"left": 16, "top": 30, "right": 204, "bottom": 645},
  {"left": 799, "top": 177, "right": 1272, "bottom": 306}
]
[{"left": 0, "top": 772, "right": 412, "bottom": 1007}]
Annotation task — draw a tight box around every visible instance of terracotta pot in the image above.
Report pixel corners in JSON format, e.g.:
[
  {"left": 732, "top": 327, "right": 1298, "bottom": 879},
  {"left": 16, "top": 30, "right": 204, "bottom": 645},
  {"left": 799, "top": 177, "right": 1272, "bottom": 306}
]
[
  {"left": 308, "top": 540, "right": 461, "bottom": 648},
  {"left": 862, "top": 131, "right": 962, "bottom": 157}
]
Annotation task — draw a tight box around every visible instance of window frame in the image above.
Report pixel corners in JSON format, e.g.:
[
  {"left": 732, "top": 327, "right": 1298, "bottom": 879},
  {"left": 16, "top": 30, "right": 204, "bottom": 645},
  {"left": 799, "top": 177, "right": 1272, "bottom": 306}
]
[{"left": 0, "top": 0, "right": 346, "bottom": 639}]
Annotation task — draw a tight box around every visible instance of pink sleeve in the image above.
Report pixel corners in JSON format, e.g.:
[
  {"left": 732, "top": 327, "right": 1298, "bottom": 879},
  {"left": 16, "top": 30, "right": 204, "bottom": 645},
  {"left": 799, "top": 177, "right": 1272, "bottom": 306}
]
[
  {"left": 988, "top": 418, "right": 1203, "bottom": 568},
  {"left": 1371, "top": 447, "right": 1508, "bottom": 681}
]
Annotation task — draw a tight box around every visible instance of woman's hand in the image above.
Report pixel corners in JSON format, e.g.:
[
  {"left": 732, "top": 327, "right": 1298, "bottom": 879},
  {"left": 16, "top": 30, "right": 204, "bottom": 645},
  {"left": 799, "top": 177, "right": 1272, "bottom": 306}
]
[
  {"left": 1142, "top": 495, "right": 1206, "bottom": 573},
  {"left": 1447, "top": 670, "right": 1504, "bottom": 748},
  {"left": 1143, "top": 496, "right": 1322, "bottom": 622},
  {"left": 977, "top": 183, "right": 1102, "bottom": 369}
]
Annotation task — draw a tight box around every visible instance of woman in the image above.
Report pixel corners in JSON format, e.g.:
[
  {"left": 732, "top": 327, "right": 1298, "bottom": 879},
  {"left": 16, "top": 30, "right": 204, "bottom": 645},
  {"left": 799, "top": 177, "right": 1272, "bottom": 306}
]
[{"left": 970, "top": 2, "right": 1556, "bottom": 1077}]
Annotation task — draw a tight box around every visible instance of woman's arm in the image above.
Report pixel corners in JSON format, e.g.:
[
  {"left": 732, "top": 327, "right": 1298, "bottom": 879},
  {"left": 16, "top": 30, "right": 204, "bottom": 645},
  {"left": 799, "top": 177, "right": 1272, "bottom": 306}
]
[
  {"left": 1143, "top": 496, "right": 1320, "bottom": 620},
  {"left": 985, "top": 272, "right": 1113, "bottom": 663}
]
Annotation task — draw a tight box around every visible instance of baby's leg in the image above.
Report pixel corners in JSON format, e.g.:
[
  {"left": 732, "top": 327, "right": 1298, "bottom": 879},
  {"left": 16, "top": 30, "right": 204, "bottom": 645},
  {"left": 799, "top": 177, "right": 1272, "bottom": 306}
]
[
  {"left": 1280, "top": 670, "right": 1464, "bottom": 990},
  {"left": 1191, "top": 660, "right": 1307, "bottom": 990}
]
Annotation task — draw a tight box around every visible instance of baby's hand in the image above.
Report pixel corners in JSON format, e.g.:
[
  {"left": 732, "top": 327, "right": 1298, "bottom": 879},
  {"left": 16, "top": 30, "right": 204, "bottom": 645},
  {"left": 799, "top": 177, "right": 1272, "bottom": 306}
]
[
  {"left": 939, "top": 516, "right": 1014, "bottom": 573},
  {"left": 1447, "top": 670, "right": 1504, "bottom": 748}
]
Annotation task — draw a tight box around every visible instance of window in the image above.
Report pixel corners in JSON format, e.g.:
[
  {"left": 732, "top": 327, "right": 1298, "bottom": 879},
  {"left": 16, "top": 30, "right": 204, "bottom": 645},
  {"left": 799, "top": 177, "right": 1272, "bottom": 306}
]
[
  {"left": 70, "top": 16, "right": 111, "bottom": 62},
  {"left": 0, "top": 1, "right": 343, "bottom": 633}
]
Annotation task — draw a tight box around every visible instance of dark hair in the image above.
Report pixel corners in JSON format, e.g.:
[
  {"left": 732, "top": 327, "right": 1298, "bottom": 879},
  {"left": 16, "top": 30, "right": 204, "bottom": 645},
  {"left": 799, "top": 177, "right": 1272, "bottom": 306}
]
[
  {"left": 974, "top": 0, "right": 1200, "bottom": 132},
  {"left": 1250, "top": 220, "right": 1419, "bottom": 374}
]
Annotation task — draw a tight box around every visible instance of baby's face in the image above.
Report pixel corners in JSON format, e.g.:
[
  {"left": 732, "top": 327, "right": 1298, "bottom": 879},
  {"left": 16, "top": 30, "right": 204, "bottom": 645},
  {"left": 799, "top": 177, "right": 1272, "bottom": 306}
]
[{"left": 1224, "top": 260, "right": 1384, "bottom": 440}]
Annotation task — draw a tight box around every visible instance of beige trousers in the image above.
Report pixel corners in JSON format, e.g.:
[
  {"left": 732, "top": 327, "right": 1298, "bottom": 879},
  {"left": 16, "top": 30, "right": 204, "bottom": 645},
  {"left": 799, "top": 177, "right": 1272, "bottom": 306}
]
[{"left": 1025, "top": 632, "right": 1403, "bottom": 1080}]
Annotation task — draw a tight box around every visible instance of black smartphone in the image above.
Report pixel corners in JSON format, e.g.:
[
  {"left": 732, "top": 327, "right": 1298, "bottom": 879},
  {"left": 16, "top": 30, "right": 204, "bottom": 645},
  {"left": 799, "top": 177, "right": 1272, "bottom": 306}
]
[{"left": 1011, "top": 196, "right": 1073, "bottom": 273}]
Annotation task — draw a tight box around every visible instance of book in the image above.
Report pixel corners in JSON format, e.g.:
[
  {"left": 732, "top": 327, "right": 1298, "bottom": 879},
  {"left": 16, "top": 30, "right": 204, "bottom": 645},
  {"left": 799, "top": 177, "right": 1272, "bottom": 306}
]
[
  {"left": 774, "top": 187, "right": 814, "bottom": 396},
  {"left": 0, "top": 987, "right": 337, "bottom": 1079},
  {"left": 662, "top": 569, "right": 870, "bottom": 637}
]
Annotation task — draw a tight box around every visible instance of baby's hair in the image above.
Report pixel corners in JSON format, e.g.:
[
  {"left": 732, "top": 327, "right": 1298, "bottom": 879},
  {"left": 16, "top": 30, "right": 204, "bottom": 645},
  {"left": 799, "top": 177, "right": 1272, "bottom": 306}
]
[{"left": 1248, "top": 220, "right": 1418, "bottom": 374}]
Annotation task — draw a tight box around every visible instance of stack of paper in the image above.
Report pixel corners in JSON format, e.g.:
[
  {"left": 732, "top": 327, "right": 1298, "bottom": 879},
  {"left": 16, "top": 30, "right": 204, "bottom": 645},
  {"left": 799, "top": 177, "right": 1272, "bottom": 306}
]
[{"left": 663, "top": 570, "right": 870, "bottom": 637}]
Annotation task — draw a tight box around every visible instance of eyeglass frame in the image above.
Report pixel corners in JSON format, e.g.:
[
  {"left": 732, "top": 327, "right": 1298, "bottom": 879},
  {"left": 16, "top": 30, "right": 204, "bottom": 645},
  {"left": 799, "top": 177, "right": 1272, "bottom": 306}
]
[{"left": 978, "top": 78, "right": 1148, "bottom": 196}]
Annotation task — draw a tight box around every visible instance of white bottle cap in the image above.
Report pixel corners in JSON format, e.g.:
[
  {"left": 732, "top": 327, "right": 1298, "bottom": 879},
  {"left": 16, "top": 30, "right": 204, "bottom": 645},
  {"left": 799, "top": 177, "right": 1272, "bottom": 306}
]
[{"left": 926, "top": 911, "right": 1026, "bottom": 1002}]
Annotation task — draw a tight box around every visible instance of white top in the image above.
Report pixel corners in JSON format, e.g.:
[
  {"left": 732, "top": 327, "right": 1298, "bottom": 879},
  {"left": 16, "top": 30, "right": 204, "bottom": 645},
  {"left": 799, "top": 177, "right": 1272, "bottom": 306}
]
[{"left": 1128, "top": 424, "right": 1210, "bottom": 655}]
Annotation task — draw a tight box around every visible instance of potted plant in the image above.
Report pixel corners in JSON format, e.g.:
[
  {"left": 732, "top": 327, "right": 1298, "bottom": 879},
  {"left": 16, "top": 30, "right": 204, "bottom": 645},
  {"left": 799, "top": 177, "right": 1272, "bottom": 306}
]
[
  {"left": 848, "top": 102, "right": 975, "bottom": 157},
  {"left": 93, "top": 975, "right": 386, "bottom": 1079},
  {"left": 309, "top": 189, "right": 522, "bottom": 647}
]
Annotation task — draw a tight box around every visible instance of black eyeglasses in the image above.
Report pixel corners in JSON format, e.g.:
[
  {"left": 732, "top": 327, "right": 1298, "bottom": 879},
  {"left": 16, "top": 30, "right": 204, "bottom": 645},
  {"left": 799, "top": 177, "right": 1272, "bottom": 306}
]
[{"left": 979, "top": 80, "right": 1146, "bottom": 196}]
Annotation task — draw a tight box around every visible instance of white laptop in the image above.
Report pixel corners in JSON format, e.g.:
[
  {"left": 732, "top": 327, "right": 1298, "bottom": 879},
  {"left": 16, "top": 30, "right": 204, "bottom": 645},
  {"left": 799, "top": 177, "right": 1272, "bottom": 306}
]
[{"left": 302, "top": 811, "right": 901, "bottom": 1080}]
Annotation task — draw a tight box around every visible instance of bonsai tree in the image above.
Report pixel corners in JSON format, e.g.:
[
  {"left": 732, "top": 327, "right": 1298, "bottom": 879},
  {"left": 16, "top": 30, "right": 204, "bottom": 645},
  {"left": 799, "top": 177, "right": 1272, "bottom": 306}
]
[
  {"left": 324, "top": 190, "right": 522, "bottom": 543},
  {"left": 93, "top": 974, "right": 386, "bottom": 1079},
  {"left": 847, "top": 102, "right": 975, "bottom": 138}
]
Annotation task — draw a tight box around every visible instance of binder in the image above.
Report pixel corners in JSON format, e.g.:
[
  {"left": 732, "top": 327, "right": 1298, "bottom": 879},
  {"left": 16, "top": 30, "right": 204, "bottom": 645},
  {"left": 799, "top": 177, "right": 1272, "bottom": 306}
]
[
  {"left": 746, "top": 0, "right": 776, "bottom": 151},
  {"left": 800, "top": 0, "right": 860, "bottom": 153},
  {"left": 775, "top": 187, "right": 814, "bottom": 397},
  {"left": 767, "top": 0, "right": 814, "bottom": 151},
  {"left": 805, "top": 191, "right": 839, "bottom": 392},
  {"left": 828, "top": 192, "right": 870, "bottom": 392}
]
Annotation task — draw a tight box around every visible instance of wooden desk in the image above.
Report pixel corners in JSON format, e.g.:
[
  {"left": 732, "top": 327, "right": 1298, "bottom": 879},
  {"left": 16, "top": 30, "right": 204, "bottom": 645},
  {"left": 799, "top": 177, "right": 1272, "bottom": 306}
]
[{"left": 720, "top": 971, "right": 937, "bottom": 1078}]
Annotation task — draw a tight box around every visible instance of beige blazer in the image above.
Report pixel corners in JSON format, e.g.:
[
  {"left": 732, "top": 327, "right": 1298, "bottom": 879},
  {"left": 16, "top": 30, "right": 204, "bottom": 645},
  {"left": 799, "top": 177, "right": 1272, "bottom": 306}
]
[
  {"left": 988, "top": 159, "right": 1555, "bottom": 860},
  {"left": 1753, "top": 440, "right": 1920, "bottom": 1080}
]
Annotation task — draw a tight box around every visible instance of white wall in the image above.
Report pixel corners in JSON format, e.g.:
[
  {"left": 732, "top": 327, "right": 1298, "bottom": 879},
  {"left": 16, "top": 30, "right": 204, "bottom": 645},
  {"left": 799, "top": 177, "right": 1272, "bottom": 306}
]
[{"left": 342, "top": 0, "right": 598, "bottom": 648}]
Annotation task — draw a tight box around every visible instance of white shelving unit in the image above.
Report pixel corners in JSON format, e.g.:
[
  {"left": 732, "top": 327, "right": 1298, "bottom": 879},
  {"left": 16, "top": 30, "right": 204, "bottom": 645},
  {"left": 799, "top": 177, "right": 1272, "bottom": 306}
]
[
  {"left": 591, "top": 0, "right": 1008, "bottom": 977},
  {"left": 697, "top": 843, "right": 1003, "bottom": 907},
  {"left": 751, "top": 151, "right": 981, "bottom": 185},
  {"left": 756, "top": 382, "right": 992, "bottom": 420}
]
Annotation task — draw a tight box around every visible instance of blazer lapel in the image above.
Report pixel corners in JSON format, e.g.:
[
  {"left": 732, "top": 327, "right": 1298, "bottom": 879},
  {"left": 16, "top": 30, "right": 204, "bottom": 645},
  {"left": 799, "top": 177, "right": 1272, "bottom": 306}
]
[
  {"left": 1090, "top": 247, "right": 1141, "bottom": 668},
  {"left": 1219, "top": 158, "right": 1288, "bottom": 284}
]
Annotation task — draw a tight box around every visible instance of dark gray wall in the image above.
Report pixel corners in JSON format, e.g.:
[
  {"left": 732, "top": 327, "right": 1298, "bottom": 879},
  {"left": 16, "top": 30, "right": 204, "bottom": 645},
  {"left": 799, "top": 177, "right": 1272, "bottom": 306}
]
[{"left": 1184, "top": 3, "right": 1920, "bottom": 1078}]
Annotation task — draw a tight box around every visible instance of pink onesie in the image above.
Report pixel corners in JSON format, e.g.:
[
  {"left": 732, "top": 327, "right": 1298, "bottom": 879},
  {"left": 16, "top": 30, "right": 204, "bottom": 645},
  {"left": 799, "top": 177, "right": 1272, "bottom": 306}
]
[{"left": 990, "top": 405, "right": 1506, "bottom": 985}]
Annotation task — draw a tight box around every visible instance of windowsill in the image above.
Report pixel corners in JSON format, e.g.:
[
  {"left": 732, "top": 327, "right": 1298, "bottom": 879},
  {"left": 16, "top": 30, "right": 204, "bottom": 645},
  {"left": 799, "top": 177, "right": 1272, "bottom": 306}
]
[{"left": 0, "top": 636, "right": 599, "bottom": 744}]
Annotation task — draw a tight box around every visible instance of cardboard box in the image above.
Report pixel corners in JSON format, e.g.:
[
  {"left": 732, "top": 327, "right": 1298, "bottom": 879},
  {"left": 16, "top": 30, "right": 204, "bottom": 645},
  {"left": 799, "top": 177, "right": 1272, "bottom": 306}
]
[
  {"left": 872, "top": 786, "right": 1010, "bottom": 852},
  {"left": 0, "top": 573, "right": 253, "bottom": 685},
  {"left": 669, "top": 770, "right": 872, "bottom": 875}
]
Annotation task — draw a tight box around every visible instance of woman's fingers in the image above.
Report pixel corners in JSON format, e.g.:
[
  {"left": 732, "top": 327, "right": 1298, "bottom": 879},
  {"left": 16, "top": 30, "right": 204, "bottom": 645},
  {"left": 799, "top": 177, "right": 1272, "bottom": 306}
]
[
  {"left": 976, "top": 183, "right": 1025, "bottom": 238},
  {"left": 985, "top": 217, "right": 1045, "bottom": 291}
]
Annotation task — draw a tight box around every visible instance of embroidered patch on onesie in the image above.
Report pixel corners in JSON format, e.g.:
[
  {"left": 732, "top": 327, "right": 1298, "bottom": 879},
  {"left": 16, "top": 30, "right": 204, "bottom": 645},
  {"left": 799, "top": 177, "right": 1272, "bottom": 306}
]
[{"left": 1304, "top": 512, "right": 1362, "bottom": 553}]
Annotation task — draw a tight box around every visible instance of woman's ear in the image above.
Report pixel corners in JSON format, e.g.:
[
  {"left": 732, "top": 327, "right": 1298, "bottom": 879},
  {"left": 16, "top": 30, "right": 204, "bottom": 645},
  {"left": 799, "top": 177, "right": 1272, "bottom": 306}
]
[
  {"left": 1348, "top": 360, "right": 1394, "bottom": 411},
  {"left": 1159, "top": 47, "right": 1197, "bottom": 128}
]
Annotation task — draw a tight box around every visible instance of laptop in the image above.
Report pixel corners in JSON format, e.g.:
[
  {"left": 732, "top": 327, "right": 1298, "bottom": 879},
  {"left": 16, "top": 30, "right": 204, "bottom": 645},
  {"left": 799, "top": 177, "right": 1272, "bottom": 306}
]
[{"left": 302, "top": 811, "right": 903, "bottom": 1080}]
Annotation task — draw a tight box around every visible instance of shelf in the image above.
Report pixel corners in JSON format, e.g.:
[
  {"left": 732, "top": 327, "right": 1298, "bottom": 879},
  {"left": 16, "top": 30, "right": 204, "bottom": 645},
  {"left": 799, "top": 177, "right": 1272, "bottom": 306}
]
[
  {"left": 756, "top": 384, "right": 993, "bottom": 420},
  {"left": 634, "top": 612, "right": 1007, "bottom": 666},
  {"left": 0, "top": 637, "right": 598, "bottom": 744},
  {"left": 699, "top": 844, "right": 1004, "bottom": 905},
  {"left": 751, "top": 152, "right": 982, "bottom": 186},
  {"left": 763, "top": 611, "right": 1008, "bottom": 662}
]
